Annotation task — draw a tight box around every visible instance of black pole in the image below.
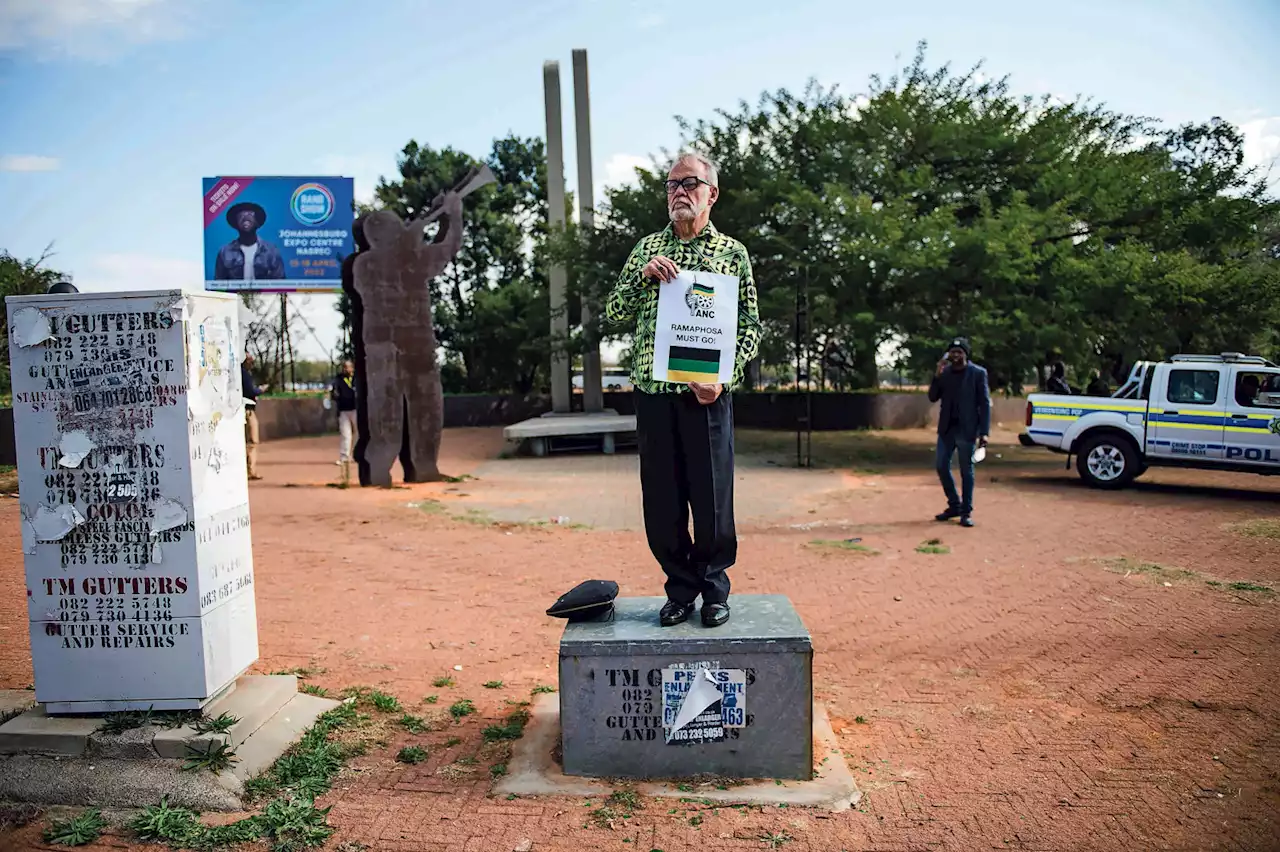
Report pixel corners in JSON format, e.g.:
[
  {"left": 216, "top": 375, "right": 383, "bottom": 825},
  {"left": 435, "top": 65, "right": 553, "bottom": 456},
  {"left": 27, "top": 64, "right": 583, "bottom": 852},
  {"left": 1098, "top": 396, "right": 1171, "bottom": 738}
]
[{"left": 804, "top": 265, "right": 812, "bottom": 469}]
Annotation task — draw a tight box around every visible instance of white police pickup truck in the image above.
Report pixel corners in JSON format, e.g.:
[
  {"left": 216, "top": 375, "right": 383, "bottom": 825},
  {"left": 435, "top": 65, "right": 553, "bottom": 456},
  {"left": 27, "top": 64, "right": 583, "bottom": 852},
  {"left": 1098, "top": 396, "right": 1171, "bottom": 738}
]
[{"left": 1019, "top": 353, "right": 1280, "bottom": 489}]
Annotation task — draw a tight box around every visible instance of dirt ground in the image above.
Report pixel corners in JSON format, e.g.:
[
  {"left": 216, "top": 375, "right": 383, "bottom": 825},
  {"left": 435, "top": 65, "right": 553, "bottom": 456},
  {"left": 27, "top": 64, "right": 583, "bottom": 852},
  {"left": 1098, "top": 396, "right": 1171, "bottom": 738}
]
[{"left": 2, "top": 426, "right": 1279, "bottom": 852}]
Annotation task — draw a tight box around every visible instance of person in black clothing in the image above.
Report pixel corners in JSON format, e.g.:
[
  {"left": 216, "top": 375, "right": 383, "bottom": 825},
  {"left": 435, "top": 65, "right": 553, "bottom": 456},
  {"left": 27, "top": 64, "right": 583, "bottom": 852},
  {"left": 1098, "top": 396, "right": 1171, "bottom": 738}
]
[
  {"left": 1047, "top": 362, "right": 1071, "bottom": 394},
  {"left": 331, "top": 360, "right": 358, "bottom": 464},
  {"left": 928, "top": 337, "right": 991, "bottom": 527},
  {"left": 241, "top": 355, "right": 263, "bottom": 480}
]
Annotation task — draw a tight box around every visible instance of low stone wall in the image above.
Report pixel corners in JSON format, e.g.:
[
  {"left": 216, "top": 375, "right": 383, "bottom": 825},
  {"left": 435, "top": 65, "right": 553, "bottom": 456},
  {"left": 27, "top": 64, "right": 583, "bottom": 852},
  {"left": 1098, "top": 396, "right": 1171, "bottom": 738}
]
[{"left": 0, "top": 392, "right": 1030, "bottom": 461}]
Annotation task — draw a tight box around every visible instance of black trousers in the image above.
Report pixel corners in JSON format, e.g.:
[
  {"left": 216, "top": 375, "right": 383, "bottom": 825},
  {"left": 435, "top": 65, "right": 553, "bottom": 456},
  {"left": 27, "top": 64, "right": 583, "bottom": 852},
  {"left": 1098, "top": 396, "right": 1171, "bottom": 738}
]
[{"left": 634, "top": 390, "right": 737, "bottom": 605}]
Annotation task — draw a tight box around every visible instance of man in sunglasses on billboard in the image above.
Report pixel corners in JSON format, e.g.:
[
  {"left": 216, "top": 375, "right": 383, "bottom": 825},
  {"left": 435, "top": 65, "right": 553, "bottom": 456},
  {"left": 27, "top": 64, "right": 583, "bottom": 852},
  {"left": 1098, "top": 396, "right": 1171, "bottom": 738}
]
[{"left": 606, "top": 152, "right": 761, "bottom": 628}]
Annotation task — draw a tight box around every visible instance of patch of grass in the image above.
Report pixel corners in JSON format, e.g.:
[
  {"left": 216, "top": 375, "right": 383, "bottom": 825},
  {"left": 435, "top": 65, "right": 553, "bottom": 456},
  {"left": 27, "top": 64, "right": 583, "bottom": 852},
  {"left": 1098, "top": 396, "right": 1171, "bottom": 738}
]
[
  {"left": 588, "top": 788, "right": 643, "bottom": 828},
  {"left": 415, "top": 499, "right": 447, "bottom": 514},
  {"left": 532, "top": 684, "right": 556, "bottom": 695},
  {"left": 242, "top": 701, "right": 361, "bottom": 803},
  {"left": 258, "top": 796, "right": 334, "bottom": 851},
  {"left": 449, "top": 699, "right": 476, "bottom": 720},
  {"left": 270, "top": 665, "right": 327, "bottom": 680},
  {"left": 490, "top": 762, "right": 508, "bottom": 778},
  {"left": 483, "top": 680, "right": 504, "bottom": 689},
  {"left": 300, "top": 683, "right": 330, "bottom": 698},
  {"left": 396, "top": 746, "right": 429, "bottom": 764},
  {"left": 760, "top": 831, "right": 793, "bottom": 848},
  {"left": 443, "top": 474, "right": 475, "bottom": 483},
  {"left": 855, "top": 716, "right": 867, "bottom": 724},
  {"left": 127, "top": 798, "right": 205, "bottom": 846},
  {"left": 809, "top": 538, "right": 879, "bottom": 555},
  {"left": 42, "top": 809, "right": 107, "bottom": 847},
  {"left": 193, "top": 711, "right": 240, "bottom": 735},
  {"left": 445, "top": 737, "right": 462, "bottom": 747},
  {"left": 1097, "top": 557, "right": 1200, "bottom": 583},
  {"left": 1229, "top": 519, "right": 1280, "bottom": 540},
  {"left": 915, "top": 538, "right": 950, "bottom": 555},
  {"left": 96, "top": 706, "right": 156, "bottom": 734},
  {"left": 1228, "top": 581, "right": 1273, "bottom": 594},
  {"left": 432, "top": 676, "right": 456, "bottom": 688},
  {"left": 367, "top": 690, "right": 401, "bottom": 712},
  {"left": 181, "top": 740, "right": 239, "bottom": 775},
  {"left": 482, "top": 708, "right": 530, "bottom": 743},
  {"left": 398, "top": 713, "right": 430, "bottom": 734},
  {"left": 423, "top": 694, "right": 439, "bottom": 704}
]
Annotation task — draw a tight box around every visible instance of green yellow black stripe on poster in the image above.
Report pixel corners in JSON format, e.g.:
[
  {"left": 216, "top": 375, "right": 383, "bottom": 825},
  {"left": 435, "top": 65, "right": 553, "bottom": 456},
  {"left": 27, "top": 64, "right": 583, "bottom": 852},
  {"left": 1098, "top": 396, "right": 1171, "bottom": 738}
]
[{"left": 667, "top": 345, "right": 720, "bottom": 382}]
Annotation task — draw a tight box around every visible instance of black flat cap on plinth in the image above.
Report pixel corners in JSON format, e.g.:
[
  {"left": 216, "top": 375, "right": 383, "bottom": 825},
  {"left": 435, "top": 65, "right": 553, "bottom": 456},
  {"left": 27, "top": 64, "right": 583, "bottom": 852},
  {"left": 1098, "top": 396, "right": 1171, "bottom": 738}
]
[{"left": 547, "top": 580, "right": 618, "bottom": 623}]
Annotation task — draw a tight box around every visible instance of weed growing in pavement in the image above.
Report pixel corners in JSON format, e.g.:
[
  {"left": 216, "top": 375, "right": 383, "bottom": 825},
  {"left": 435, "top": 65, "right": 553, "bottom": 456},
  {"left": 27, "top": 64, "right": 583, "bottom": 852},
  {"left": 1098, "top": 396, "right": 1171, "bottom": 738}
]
[
  {"left": 810, "top": 539, "right": 880, "bottom": 555},
  {"left": 193, "top": 712, "right": 240, "bottom": 735},
  {"left": 482, "top": 708, "right": 530, "bottom": 743},
  {"left": 398, "top": 713, "right": 430, "bottom": 734},
  {"left": 449, "top": 699, "right": 477, "bottom": 720},
  {"left": 181, "top": 741, "right": 239, "bottom": 775},
  {"left": 531, "top": 684, "right": 556, "bottom": 695},
  {"left": 432, "top": 676, "right": 456, "bottom": 688},
  {"left": 587, "top": 788, "right": 643, "bottom": 828},
  {"left": 483, "top": 680, "right": 504, "bottom": 689},
  {"left": 366, "top": 690, "right": 401, "bottom": 712},
  {"left": 396, "top": 746, "right": 429, "bottom": 764},
  {"left": 42, "top": 809, "right": 107, "bottom": 847},
  {"left": 269, "top": 665, "right": 327, "bottom": 680},
  {"left": 300, "top": 684, "right": 330, "bottom": 697},
  {"left": 915, "top": 538, "right": 950, "bottom": 555}
]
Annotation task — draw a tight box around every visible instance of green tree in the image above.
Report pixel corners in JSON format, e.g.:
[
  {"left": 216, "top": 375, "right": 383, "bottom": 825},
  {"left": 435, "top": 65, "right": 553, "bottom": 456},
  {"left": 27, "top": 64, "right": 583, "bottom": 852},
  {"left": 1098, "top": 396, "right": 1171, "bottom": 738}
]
[
  {"left": 369, "top": 135, "right": 554, "bottom": 393},
  {"left": 1, "top": 247, "right": 68, "bottom": 394}
]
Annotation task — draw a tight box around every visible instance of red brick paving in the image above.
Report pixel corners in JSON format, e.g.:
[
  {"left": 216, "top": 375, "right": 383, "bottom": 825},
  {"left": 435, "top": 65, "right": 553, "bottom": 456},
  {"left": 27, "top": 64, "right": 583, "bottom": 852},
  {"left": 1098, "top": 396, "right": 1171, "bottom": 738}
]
[{"left": 3, "top": 427, "right": 1279, "bottom": 851}]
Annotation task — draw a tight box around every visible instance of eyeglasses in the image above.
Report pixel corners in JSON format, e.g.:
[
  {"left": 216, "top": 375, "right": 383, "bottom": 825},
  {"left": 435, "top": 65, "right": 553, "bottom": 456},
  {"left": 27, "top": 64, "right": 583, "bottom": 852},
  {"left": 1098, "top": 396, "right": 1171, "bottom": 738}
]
[{"left": 665, "top": 176, "right": 712, "bottom": 194}]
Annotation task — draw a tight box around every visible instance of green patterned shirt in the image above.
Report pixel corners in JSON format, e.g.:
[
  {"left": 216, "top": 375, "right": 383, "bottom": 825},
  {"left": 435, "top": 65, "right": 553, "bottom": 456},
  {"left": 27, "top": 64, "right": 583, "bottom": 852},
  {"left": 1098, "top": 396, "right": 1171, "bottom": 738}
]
[{"left": 605, "top": 222, "right": 762, "bottom": 394}]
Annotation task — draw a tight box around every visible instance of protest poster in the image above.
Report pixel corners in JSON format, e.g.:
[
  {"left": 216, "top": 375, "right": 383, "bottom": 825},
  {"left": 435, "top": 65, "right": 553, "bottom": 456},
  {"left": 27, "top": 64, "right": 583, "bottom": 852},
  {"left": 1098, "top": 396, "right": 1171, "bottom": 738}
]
[{"left": 652, "top": 270, "right": 739, "bottom": 384}]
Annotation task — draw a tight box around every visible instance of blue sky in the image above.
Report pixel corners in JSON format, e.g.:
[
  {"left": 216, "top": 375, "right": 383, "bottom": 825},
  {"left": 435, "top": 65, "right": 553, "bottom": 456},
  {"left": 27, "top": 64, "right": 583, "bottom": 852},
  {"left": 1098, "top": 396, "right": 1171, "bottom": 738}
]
[{"left": 2, "top": 0, "right": 1278, "bottom": 360}]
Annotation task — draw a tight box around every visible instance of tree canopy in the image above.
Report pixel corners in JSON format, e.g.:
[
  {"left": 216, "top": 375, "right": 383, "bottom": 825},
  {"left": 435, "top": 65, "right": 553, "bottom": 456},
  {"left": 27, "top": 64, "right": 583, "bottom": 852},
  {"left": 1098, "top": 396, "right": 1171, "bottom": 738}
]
[{"left": 349, "top": 44, "right": 1279, "bottom": 395}]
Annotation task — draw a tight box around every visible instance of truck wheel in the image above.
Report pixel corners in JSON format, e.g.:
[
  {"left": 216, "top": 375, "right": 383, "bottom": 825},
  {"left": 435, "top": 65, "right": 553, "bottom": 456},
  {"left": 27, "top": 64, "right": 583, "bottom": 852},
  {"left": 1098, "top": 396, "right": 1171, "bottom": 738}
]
[{"left": 1076, "top": 434, "right": 1137, "bottom": 489}]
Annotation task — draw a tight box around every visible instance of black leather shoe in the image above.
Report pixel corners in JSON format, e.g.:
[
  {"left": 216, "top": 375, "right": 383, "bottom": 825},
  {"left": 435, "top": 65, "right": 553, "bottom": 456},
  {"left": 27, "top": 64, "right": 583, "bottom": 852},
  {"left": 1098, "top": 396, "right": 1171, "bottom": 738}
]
[
  {"left": 660, "top": 600, "right": 693, "bottom": 627},
  {"left": 960, "top": 515, "right": 975, "bottom": 528},
  {"left": 701, "top": 603, "right": 730, "bottom": 627},
  {"left": 935, "top": 508, "right": 961, "bottom": 522}
]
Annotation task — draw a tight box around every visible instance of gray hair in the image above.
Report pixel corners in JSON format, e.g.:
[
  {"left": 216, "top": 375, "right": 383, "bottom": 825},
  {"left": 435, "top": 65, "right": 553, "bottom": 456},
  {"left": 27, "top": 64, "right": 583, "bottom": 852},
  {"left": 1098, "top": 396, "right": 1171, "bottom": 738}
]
[{"left": 671, "top": 150, "right": 719, "bottom": 187}]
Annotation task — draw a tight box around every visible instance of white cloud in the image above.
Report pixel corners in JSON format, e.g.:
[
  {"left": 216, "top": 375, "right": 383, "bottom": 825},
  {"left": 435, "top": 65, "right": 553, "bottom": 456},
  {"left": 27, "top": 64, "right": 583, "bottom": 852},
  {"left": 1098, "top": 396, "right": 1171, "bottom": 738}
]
[
  {"left": 1239, "top": 116, "right": 1280, "bottom": 189},
  {"left": 599, "top": 152, "right": 649, "bottom": 191},
  {"left": 0, "top": 0, "right": 197, "bottom": 60},
  {"left": 636, "top": 13, "right": 665, "bottom": 29},
  {"left": 72, "top": 253, "right": 203, "bottom": 293},
  {"left": 0, "top": 154, "right": 59, "bottom": 172}
]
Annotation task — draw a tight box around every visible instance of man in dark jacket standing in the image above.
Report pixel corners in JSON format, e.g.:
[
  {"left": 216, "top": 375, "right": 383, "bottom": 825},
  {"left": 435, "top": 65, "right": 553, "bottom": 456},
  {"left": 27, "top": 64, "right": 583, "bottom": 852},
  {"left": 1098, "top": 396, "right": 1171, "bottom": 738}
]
[
  {"left": 331, "top": 360, "right": 357, "bottom": 465},
  {"left": 241, "top": 355, "right": 263, "bottom": 481},
  {"left": 928, "top": 337, "right": 990, "bottom": 527}
]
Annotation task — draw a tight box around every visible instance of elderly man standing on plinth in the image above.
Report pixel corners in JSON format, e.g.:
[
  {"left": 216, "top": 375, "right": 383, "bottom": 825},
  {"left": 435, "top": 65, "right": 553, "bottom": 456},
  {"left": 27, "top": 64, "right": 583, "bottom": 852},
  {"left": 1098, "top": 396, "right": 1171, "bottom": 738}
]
[{"left": 606, "top": 152, "right": 761, "bottom": 628}]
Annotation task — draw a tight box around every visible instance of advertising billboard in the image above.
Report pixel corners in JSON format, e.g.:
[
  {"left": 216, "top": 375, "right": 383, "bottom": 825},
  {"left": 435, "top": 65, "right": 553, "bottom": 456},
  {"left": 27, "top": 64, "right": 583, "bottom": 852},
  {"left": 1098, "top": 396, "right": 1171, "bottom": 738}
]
[{"left": 202, "top": 176, "right": 354, "bottom": 293}]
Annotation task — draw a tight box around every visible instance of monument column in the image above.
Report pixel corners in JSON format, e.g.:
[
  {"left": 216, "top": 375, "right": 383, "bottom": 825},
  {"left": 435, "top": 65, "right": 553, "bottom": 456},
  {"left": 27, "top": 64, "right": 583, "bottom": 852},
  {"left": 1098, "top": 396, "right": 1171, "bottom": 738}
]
[
  {"left": 543, "top": 60, "right": 572, "bottom": 414},
  {"left": 573, "top": 49, "right": 604, "bottom": 414}
]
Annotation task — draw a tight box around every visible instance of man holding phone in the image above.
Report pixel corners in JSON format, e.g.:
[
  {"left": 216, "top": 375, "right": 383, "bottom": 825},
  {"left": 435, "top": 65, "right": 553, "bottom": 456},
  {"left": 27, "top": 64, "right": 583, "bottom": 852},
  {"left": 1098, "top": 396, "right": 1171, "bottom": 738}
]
[{"left": 927, "top": 337, "right": 990, "bottom": 527}]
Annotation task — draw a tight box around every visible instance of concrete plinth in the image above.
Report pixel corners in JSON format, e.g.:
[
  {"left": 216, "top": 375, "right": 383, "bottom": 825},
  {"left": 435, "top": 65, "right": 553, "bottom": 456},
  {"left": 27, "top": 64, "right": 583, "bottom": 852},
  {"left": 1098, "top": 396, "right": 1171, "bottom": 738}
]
[
  {"left": 496, "top": 694, "right": 858, "bottom": 811},
  {"left": 504, "top": 411, "right": 636, "bottom": 457},
  {"left": 558, "top": 595, "right": 813, "bottom": 781},
  {"left": 0, "top": 675, "right": 337, "bottom": 811}
]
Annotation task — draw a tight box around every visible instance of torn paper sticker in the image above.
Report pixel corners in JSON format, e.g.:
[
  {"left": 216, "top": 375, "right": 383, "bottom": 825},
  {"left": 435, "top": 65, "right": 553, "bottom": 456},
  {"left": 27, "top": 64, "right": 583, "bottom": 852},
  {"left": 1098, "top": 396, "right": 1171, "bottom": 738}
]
[
  {"left": 662, "top": 667, "right": 747, "bottom": 745},
  {"left": 32, "top": 504, "right": 86, "bottom": 542},
  {"left": 58, "top": 431, "right": 96, "bottom": 468},
  {"left": 150, "top": 498, "right": 188, "bottom": 536},
  {"left": 11, "top": 307, "right": 52, "bottom": 348},
  {"left": 21, "top": 519, "right": 37, "bottom": 554},
  {"left": 151, "top": 540, "right": 163, "bottom": 565}
]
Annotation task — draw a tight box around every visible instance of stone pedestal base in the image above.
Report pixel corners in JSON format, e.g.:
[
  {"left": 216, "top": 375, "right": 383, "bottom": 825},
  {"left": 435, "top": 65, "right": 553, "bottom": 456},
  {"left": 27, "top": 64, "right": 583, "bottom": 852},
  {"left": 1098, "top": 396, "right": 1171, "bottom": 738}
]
[
  {"left": 558, "top": 595, "right": 813, "bottom": 780},
  {"left": 0, "top": 675, "right": 337, "bottom": 811}
]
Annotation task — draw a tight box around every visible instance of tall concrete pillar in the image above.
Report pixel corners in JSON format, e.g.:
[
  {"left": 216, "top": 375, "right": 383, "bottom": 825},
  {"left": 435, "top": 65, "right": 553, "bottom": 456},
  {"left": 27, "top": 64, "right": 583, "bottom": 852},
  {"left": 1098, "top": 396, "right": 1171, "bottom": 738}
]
[
  {"left": 573, "top": 49, "right": 604, "bottom": 414},
  {"left": 543, "top": 60, "right": 572, "bottom": 414}
]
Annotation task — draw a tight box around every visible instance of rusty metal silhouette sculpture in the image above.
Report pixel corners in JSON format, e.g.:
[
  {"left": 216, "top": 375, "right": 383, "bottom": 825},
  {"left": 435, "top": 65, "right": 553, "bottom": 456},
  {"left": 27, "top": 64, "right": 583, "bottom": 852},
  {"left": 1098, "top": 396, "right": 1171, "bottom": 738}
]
[{"left": 348, "top": 165, "right": 495, "bottom": 487}]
